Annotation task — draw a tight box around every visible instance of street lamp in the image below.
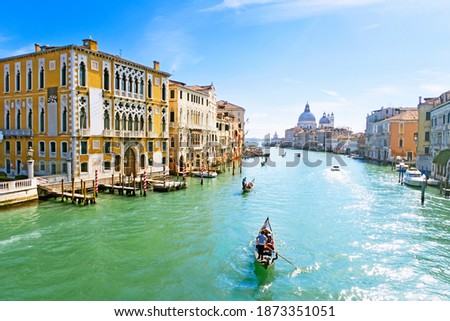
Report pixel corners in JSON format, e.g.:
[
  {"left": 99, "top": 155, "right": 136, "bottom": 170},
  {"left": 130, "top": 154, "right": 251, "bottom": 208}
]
[{"left": 27, "top": 146, "right": 34, "bottom": 160}]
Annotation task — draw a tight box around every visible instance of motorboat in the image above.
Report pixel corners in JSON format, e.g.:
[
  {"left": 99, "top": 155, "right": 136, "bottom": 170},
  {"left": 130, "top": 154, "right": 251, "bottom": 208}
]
[
  {"left": 191, "top": 171, "right": 218, "bottom": 178},
  {"left": 331, "top": 165, "right": 340, "bottom": 171},
  {"left": 427, "top": 178, "right": 440, "bottom": 187},
  {"left": 396, "top": 162, "right": 409, "bottom": 171},
  {"left": 403, "top": 168, "right": 425, "bottom": 187}
]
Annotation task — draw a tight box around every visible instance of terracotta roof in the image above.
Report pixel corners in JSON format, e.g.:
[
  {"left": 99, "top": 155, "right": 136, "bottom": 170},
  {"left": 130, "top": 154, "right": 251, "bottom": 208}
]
[{"left": 381, "top": 110, "right": 418, "bottom": 122}]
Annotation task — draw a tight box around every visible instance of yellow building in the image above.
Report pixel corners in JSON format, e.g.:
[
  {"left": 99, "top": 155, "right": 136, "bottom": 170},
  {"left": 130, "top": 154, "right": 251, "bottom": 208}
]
[
  {"left": 0, "top": 39, "right": 170, "bottom": 180},
  {"left": 416, "top": 96, "right": 438, "bottom": 171}
]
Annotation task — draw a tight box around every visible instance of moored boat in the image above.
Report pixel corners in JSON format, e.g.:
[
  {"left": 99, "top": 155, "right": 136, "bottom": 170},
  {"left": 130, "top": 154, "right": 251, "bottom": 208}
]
[
  {"left": 403, "top": 168, "right": 424, "bottom": 187},
  {"left": 254, "top": 217, "right": 277, "bottom": 269},
  {"left": 191, "top": 171, "right": 218, "bottom": 178},
  {"left": 331, "top": 165, "right": 340, "bottom": 171},
  {"left": 396, "top": 162, "right": 409, "bottom": 171},
  {"left": 242, "top": 178, "right": 255, "bottom": 192},
  {"left": 427, "top": 178, "right": 440, "bottom": 187}
]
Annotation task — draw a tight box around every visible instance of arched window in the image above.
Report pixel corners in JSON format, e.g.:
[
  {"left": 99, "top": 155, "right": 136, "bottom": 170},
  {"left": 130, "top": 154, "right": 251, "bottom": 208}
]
[
  {"left": 128, "top": 115, "right": 133, "bottom": 131},
  {"left": 39, "top": 108, "right": 45, "bottom": 132},
  {"left": 16, "top": 70, "right": 21, "bottom": 91},
  {"left": 5, "top": 110, "right": 10, "bottom": 129},
  {"left": 5, "top": 159, "right": 11, "bottom": 173},
  {"left": 5, "top": 72, "right": 10, "bottom": 92},
  {"left": 128, "top": 76, "right": 132, "bottom": 92},
  {"left": 115, "top": 112, "right": 120, "bottom": 130},
  {"left": 27, "top": 68, "right": 32, "bottom": 90},
  {"left": 115, "top": 71, "right": 120, "bottom": 90},
  {"left": 80, "top": 107, "right": 86, "bottom": 129},
  {"left": 134, "top": 115, "right": 139, "bottom": 131},
  {"left": 103, "top": 68, "right": 110, "bottom": 90},
  {"left": 134, "top": 77, "right": 138, "bottom": 93},
  {"left": 162, "top": 115, "right": 166, "bottom": 133},
  {"left": 148, "top": 115, "right": 153, "bottom": 132},
  {"left": 147, "top": 79, "right": 152, "bottom": 98},
  {"left": 122, "top": 114, "right": 127, "bottom": 130},
  {"left": 62, "top": 107, "right": 67, "bottom": 132},
  {"left": 140, "top": 79, "right": 144, "bottom": 95},
  {"left": 104, "top": 110, "right": 110, "bottom": 130},
  {"left": 61, "top": 63, "right": 67, "bottom": 86},
  {"left": 140, "top": 154, "right": 145, "bottom": 169},
  {"left": 39, "top": 67, "right": 45, "bottom": 89},
  {"left": 28, "top": 109, "right": 32, "bottom": 129},
  {"left": 121, "top": 73, "right": 126, "bottom": 90},
  {"left": 79, "top": 62, "right": 86, "bottom": 87},
  {"left": 140, "top": 115, "right": 144, "bottom": 131},
  {"left": 16, "top": 109, "right": 21, "bottom": 129},
  {"left": 171, "top": 136, "right": 175, "bottom": 148},
  {"left": 162, "top": 82, "right": 166, "bottom": 101}
]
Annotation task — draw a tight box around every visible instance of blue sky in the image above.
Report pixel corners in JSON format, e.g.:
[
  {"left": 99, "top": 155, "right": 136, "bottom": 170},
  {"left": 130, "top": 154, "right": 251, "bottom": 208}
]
[{"left": 2, "top": 0, "right": 450, "bottom": 138}]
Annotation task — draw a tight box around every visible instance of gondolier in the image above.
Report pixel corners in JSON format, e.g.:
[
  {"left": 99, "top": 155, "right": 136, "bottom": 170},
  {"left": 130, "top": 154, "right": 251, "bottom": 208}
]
[
  {"left": 256, "top": 231, "right": 267, "bottom": 260},
  {"left": 254, "top": 217, "right": 277, "bottom": 268}
]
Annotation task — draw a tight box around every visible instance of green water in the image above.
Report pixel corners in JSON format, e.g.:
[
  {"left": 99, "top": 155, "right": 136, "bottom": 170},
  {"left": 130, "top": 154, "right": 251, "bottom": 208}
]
[{"left": 0, "top": 149, "right": 449, "bottom": 300}]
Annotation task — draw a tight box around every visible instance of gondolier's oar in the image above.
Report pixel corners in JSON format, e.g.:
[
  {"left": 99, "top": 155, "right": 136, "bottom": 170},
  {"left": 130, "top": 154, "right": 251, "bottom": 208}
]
[{"left": 277, "top": 252, "right": 302, "bottom": 271}]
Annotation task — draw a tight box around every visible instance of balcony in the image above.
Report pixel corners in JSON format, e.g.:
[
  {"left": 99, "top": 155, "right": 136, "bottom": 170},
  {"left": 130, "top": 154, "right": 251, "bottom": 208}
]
[
  {"left": 77, "top": 129, "right": 90, "bottom": 136},
  {"left": 1, "top": 129, "right": 33, "bottom": 137},
  {"left": 103, "top": 129, "right": 114, "bottom": 137}
]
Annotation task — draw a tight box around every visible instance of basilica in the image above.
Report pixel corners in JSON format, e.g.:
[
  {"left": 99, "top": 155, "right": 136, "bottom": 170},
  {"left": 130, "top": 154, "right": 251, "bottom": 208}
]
[
  {"left": 297, "top": 102, "right": 334, "bottom": 130},
  {"left": 284, "top": 102, "right": 340, "bottom": 150}
]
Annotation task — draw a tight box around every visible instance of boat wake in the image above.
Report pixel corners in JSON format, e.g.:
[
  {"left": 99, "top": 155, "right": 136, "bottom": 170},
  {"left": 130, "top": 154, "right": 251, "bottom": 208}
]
[
  {"left": 0, "top": 231, "right": 41, "bottom": 248},
  {"left": 290, "top": 262, "right": 320, "bottom": 277}
]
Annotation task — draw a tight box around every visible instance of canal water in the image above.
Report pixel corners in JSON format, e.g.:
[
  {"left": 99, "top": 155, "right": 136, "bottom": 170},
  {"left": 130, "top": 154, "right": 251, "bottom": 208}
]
[{"left": 0, "top": 148, "right": 449, "bottom": 301}]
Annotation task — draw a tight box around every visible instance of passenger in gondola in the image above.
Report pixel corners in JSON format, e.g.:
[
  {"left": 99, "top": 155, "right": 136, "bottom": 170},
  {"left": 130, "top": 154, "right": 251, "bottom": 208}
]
[{"left": 256, "top": 230, "right": 267, "bottom": 260}]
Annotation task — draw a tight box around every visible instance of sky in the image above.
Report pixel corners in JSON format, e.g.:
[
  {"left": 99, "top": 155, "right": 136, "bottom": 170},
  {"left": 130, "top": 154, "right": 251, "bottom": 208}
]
[{"left": 2, "top": 0, "right": 450, "bottom": 138}]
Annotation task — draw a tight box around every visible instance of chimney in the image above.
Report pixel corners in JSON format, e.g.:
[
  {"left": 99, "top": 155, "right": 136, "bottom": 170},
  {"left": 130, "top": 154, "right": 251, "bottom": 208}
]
[
  {"left": 153, "top": 61, "right": 160, "bottom": 71},
  {"left": 35, "top": 43, "right": 41, "bottom": 52},
  {"left": 418, "top": 96, "right": 422, "bottom": 105},
  {"left": 82, "top": 38, "right": 98, "bottom": 52}
]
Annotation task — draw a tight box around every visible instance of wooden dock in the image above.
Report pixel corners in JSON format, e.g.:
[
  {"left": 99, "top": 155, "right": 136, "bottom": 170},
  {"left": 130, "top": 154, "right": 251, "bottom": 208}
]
[
  {"left": 103, "top": 184, "right": 137, "bottom": 196},
  {"left": 38, "top": 179, "right": 96, "bottom": 205}
]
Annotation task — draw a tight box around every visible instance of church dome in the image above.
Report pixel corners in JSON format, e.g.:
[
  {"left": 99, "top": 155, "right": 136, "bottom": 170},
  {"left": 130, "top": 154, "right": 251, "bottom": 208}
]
[
  {"left": 319, "top": 112, "right": 330, "bottom": 124},
  {"left": 298, "top": 102, "right": 316, "bottom": 123}
]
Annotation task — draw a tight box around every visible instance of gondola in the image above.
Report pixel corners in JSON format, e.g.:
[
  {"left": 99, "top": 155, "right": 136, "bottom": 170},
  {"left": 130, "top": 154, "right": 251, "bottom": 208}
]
[
  {"left": 254, "top": 217, "right": 277, "bottom": 269},
  {"left": 242, "top": 179, "right": 255, "bottom": 192}
]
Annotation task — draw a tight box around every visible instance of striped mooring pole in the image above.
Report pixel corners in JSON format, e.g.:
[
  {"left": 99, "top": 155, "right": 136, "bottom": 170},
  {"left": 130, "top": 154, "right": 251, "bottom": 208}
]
[
  {"left": 163, "top": 165, "right": 166, "bottom": 187},
  {"left": 201, "top": 163, "right": 204, "bottom": 185},
  {"left": 95, "top": 169, "right": 98, "bottom": 197},
  {"left": 143, "top": 171, "right": 147, "bottom": 196}
]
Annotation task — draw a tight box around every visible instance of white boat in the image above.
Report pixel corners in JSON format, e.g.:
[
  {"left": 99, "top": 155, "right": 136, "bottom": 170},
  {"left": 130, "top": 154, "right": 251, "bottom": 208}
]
[
  {"left": 403, "top": 168, "right": 424, "bottom": 187},
  {"left": 331, "top": 165, "right": 340, "bottom": 171},
  {"left": 396, "top": 162, "right": 409, "bottom": 171},
  {"left": 191, "top": 171, "right": 218, "bottom": 178},
  {"left": 427, "top": 178, "right": 440, "bottom": 187}
]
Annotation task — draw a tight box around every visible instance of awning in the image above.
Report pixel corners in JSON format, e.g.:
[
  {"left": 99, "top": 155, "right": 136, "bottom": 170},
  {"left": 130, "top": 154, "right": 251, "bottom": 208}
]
[{"left": 432, "top": 149, "right": 450, "bottom": 165}]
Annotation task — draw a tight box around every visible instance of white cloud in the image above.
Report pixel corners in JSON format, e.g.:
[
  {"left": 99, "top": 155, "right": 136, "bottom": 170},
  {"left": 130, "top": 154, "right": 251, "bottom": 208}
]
[
  {"left": 284, "top": 77, "right": 304, "bottom": 85},
  {"left": 205, "top": 0, "right": 275, "bottom": 11},
  {"left": 418, "top": 84, "right": 447, "bottom": 95},
  {"left": 0, "top": 44, "right": 34, "bottom": 58},
  {"left": 206, "top": 0, "right": 386, "bottom": 21},
  {"left": 251, "top": 112, "right": 268, "bottom": 119},
  {"left": 322, "top": 89, "right": 347, "bottom": 103},
  {"left": 360, "top": 23, "right": 382, "bottom": 31}
]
